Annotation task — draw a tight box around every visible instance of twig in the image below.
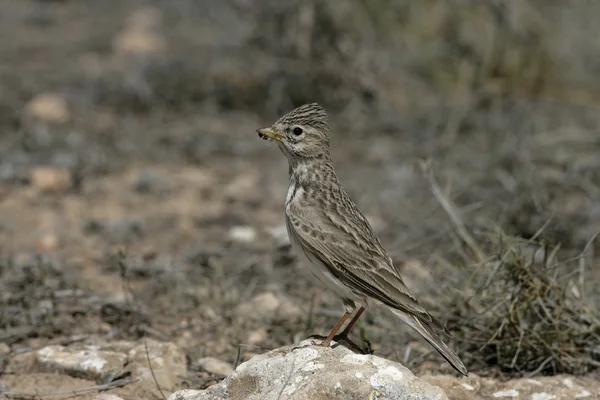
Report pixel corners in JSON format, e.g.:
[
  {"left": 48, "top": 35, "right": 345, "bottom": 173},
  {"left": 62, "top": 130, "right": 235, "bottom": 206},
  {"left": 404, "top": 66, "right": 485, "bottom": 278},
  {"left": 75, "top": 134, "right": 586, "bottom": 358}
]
[
  {"left": 145, "top": 337, "right": 167, "bottom": 400},
  {"left": 419, "top": 160, "right": 486, "bottom": 263},
  {"left": 118, "top": 247, "right": 167, "bottom": 400}
]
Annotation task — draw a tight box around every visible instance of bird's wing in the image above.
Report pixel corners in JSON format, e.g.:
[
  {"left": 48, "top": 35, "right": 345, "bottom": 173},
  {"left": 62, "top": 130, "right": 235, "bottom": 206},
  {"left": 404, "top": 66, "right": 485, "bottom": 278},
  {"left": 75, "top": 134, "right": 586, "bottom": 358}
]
[{"left": 286, "top": 193, "right": 442, "bottom": 328}]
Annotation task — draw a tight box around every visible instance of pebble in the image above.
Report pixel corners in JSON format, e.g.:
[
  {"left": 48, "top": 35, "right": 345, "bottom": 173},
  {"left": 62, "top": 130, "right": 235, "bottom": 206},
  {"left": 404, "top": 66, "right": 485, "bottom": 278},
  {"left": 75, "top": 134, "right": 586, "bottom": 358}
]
[
  {"left": 25, "top": 93, "right": 70, "bottom": 123},
  {"left": 235, "top": 292, "right": 301, "bottom": 322},
  {"left": 30, "top": 166, "right": 72, "bottom": 191},
  {"left": 36, "top": 233, "right": 59, "bottom": 252},
  {"left": 114, "top": 29, "right": 166, "bottom": 55},
  {"left": 246, "top": 327, "right": 269, "bottom": 345},
  {"left": 93, "top": 395, "right": 126, "bottom": 400},
  {"left": 229, "top": 225, "right": 257, "bottom": 243},
  {"left": 193, "top": 357, "right": 234, "bottom": 376},
  {"left": 224, "top": 172, "right": 260, "bottom": 201},
  {"left": 268, "top": 224, "right": 289, "bottom": 247},
  {"left": 0, "top": 342, "right": 10, "bottom": 356}
]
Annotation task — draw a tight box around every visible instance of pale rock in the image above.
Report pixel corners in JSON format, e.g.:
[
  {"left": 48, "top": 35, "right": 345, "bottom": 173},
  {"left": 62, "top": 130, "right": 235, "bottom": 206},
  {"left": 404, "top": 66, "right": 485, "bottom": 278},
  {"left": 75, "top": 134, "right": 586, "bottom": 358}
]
[
  {"left": 193, "top": 357, "right": 234, "bottom": 376},
  {"left": 530, "top": 393, "right": 555, "bottom": 400},
  {"left": 168, "top": 340, "right": 447, "bottom": 400},
  {"left": 12, "top": 339, "right": 186, "bottom": 391},
  {"left": 268, "top": 224, "right": 289, "bottom": 247},
  {"left": 423, "top": 374, "right": 600, "bottom": 400},
  {"left": 93, "top": 395, "right": 127, "bottom": 400},
  {"left": 246, "top": 327, "right": 268, "bottom": 345},
  {"left": 224, "top": 172, "right": 260, "bottom": 201},
  {"left": 228, "top": 226, "right": 257, "bottom": 243},
  {"left": 36, "top": 233, "right": 59, "bottom": 252},
  {"left": 493, "top": 389, "right": 519, "bottom": 397},
  {"left": 25, "top": 93, "right": 70, "bottom": 123},
  {"left": 114, "top": 29, "right": 166, "bottom": 55},
  {"left": 575, "top": 390, "right": 592, "bottom": 398},
  {"left": 0, "top": 342, "right": 10, "bottom": 356},
  {"left": 125, "top": 338, "right": 187, "bottom": 391},
  {"left": 235, "top": 292, "right": 301, "bottom": 322},
  {"left": 30, "top": 166, "right": 72, "bottom": 191},
  {"left": 35, "top": 344, "right": 128, "bottom": 382}
]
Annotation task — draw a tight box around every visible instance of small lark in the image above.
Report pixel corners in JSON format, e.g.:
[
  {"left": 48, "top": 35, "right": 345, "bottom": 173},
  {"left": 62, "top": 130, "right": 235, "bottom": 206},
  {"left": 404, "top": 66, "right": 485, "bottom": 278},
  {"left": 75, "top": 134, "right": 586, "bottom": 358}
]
[{"left": 257, "top": 103, "right": 467, "bottom": 375}]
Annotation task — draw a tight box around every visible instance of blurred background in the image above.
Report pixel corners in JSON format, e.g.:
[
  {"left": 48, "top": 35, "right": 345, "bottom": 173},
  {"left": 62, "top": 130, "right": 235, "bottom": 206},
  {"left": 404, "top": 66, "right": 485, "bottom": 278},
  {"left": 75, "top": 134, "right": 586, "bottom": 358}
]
[{"left": 1, "top": 0, "right": 599, "bottom": 388}]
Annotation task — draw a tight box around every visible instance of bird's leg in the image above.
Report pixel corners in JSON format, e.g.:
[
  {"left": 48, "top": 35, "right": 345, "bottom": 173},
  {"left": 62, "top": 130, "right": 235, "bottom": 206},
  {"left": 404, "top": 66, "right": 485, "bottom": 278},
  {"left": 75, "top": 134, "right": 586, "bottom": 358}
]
[
  {"left": 336, "top": 306, "right": 365, "bottom": 339},
  {"left": 331, "top": 306, "right": 370, "bottom": 354},
  {"left": 319, "top": 311, "right": 352, "bottom": 348}
]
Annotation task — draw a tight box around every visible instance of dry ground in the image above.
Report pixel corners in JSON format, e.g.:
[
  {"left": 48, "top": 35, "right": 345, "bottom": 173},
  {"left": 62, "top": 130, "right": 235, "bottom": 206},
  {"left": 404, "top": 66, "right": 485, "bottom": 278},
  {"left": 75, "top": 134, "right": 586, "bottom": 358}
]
[{"left": 1, "top": 1, "right": 599, "bottom": 398}]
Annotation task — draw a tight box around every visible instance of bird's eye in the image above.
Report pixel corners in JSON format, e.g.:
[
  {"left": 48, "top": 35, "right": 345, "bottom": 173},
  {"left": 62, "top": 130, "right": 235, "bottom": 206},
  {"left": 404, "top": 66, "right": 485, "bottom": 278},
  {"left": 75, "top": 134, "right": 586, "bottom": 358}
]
[{"left": 292, "top": 127, "right": 303, "bottom": 136}]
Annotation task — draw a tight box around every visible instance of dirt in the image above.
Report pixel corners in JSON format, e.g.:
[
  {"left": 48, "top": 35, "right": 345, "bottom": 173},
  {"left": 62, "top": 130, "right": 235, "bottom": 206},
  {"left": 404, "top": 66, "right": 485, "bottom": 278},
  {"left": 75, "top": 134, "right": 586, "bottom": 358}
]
[{"left": 1, "top": 1, "right": 600, "bottom": 399}]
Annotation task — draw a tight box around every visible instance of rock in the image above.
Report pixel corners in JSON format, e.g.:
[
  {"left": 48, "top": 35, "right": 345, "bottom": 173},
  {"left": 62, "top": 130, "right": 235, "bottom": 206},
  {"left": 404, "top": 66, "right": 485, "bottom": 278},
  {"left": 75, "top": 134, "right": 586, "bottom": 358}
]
[
  {"left": 224, "top": 172, "right": 260, "bottom": 202},
  {"left": 34, "top": 344, "right": 128, "bottom": 382},
  {"left": 93, "top": 395, "right": 126, "bottom": 400},
  {"left": 125, "top": 338, "right": 187, "bottom": 391},
  {"left": 36, "top": 233, "right": 59, "bottom": 252},
  {"left": 234, "top": 292, "right": 301, "bottom": 322},
  {"left": 268, "top": 224, "right": 289, "bottom": 247},
  {"left": 0, "top": 342, "right": 10, "bottom": 356},
  {"left": 114, "top": 29, "right": 166, "bottom": 55},
  {"left": 246, "top": 327, "right": 268, "bottom": 345},
  {"left": 30, "top": 166, "right": 72, "bottom": 191},
  {"left": 422, "top": 373, "right": 600, "bottom": 400},
  {"left": 193, "top": 357, "right": 234, "bottom": 376},
  {"left": 228, "top": 226, "right": 257, "bottom": 243},
  {"left": 25, "top": 93, "right": 70, "bottom": 123},
  {"left": 114, "top": 6, "right": 165, "bottom": 56},
  {"left": 9, "top": 339, "right": 186, "bottom": 391},
  {"left": 168, "top": 340, "right": 447, "bottom": 400}
]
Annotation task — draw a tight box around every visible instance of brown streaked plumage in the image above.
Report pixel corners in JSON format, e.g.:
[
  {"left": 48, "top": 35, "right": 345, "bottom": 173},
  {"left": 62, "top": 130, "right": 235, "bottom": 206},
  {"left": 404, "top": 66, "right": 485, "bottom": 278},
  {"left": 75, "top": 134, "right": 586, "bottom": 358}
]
[{"left": 256, "top": 103, "right": 467, "bottom": 376}]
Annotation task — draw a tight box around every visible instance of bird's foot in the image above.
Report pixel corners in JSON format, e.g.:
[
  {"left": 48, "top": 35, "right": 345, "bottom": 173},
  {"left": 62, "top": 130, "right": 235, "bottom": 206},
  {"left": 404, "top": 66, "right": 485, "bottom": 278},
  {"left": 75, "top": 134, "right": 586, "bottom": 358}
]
[{"left": 306, "top": 333, "right": 370, "bottom": 354}]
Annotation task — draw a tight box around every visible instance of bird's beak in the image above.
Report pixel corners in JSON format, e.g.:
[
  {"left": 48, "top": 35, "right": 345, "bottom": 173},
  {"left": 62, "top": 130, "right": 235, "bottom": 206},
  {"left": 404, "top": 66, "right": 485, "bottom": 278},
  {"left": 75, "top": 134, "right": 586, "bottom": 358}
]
[{"left": 256, "top": 127, "right": 285, "bottom": 142}]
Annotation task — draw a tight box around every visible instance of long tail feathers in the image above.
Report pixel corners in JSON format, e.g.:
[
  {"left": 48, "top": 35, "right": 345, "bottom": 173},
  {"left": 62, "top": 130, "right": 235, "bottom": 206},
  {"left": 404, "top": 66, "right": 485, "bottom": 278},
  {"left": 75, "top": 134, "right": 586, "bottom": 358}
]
[{"left": 392, "top": 309, "right": 468, "bottom": 376}]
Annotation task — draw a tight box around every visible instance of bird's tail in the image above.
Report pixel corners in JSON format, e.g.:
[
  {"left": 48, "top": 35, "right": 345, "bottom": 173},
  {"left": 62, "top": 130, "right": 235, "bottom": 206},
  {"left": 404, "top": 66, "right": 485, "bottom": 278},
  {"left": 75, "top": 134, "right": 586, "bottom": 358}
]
[{"left": 392, "top": 309, "right": 467, "bottom": 376}]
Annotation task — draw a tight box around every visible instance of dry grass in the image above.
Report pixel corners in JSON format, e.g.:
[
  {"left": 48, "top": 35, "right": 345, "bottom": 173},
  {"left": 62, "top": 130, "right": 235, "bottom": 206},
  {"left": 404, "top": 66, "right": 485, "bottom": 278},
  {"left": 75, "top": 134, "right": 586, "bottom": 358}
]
[
  {"left": 423, "top": 165, "right": 600, "bottom": 376},
  {"left": 448, "top": 232, "right": 600, "bottom": 376}
]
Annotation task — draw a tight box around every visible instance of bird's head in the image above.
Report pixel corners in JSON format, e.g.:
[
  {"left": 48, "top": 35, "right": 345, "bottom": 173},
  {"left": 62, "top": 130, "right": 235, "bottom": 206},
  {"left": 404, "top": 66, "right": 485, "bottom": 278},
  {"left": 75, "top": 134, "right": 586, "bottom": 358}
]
[{"left": 257, "top": 103, "right": 331, "bottom": 160}]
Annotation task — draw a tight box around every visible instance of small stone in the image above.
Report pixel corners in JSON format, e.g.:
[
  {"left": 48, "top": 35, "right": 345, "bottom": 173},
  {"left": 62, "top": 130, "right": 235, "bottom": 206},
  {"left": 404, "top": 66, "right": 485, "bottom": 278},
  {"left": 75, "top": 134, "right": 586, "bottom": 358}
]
[
  {"left": 246, "top": 327, "right": 268, "bottom": 345},
  {"left": 235, "top": 292, "right": 300, "bottom": 322},
  {"left": 93, "top": 395, "right": 126, "bottom": 400},
  {"left": 493, "top": 389, "right": 519, "bottom": 398},
  {"left": 224, "top": 172, "right": 260, "bottom": 201},
  {"left": 562, "top": 379, "right": 573, "bottom": 389},
  {"left": 193, "top": 357, "right": 234, "bottom": 376},
  {"left": 37, "top": 299, "right": 54, "bottom": 315},
  {"left": 250, "top": 292, "right": 279, "bottom": 312},
  {"left": 34, "top": 344, "right": 128, "bottom": 382},
  {"left": 229, "top": 226, "right": 257, "bottom": 243},
  {"left": 530, "top": 393, "right": 555, "bottom": 400},
  {"left": 25, "top": 93, "right": 70, "bottom": 123},
  {"left": 268, "top": 224, "right": 289, "bottom": 247},
  {"left": 126, "top": 339, "right": 187, "bottom": 391},
  {"left": 36, "top": 233, "right": 59, "bottom": 252},
  {"left": 0, "top": 342, "right": 10, "bottom": 356},
  {"left": 114, "top": 29, "right": 166, "bottom": 55},
  {"left": 30, "top": 166, "right": 72, "bottom": 191}
]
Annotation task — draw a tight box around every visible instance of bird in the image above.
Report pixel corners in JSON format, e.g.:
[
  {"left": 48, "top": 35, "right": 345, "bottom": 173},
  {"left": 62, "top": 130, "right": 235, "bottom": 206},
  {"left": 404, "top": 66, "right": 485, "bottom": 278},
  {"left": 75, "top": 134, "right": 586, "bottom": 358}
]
[{"left": 256, "top": 103, "right": 467, "bottom": 376}]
